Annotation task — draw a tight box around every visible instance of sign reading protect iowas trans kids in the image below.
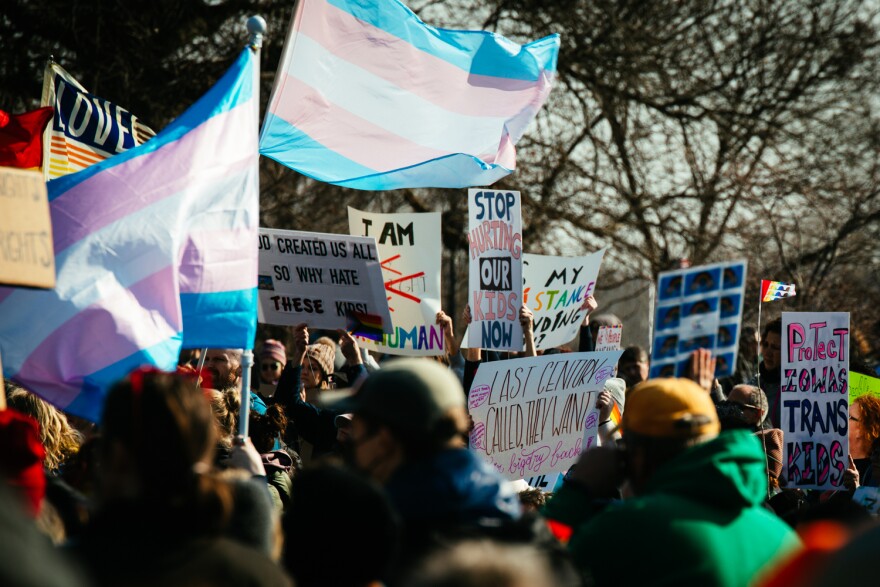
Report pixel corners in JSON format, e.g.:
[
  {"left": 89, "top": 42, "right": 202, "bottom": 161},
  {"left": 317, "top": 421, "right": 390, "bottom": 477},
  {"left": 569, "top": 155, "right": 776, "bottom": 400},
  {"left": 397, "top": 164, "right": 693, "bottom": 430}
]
[
  {"left": 467, "top": 189, "right": 523, "bottom": 351},
  {"left": 348, "top": 207, "right": 444, "bottom": 356},
  {"left": 523, "top": 250, "right": 605, "bottom": 351},
  {"left": 257, "top": 228, "right": 393, "bottom": 333},
  {"left": 468, "top": 351, "right": 622, "bottom": 480},
  {"left": 781, "top": 312, "right": 849, "bottom": 490},
  {"left": 651, "top": 260, "right": 747, "bottom": 379}
]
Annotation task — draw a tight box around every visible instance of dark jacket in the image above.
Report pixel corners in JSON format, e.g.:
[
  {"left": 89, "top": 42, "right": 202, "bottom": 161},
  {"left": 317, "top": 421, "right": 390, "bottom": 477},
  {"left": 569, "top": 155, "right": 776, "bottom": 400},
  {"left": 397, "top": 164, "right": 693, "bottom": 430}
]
[
  {"left": 272, "top": 362, "right": 366, "bottom": 457},
  {"left": 544, "top": 430, "right": 801, "bottom": 586},
  {"left": 752, "top": 362, "right": 782, "bottom": 428}
]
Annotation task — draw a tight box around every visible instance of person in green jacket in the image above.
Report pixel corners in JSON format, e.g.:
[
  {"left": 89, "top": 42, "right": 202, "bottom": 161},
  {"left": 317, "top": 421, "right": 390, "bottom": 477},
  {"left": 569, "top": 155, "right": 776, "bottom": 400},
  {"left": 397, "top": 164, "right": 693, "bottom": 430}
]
[{"left": 543, "top": 377, "right": 801, "bottom": 586}]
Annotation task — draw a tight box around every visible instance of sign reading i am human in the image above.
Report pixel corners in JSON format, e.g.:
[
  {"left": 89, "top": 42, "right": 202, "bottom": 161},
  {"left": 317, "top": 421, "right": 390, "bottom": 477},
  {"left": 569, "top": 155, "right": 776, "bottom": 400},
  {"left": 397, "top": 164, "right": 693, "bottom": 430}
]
[
  {"left": 523, "top": 250, "right": 605, "bottom": 350},
  {"left": 468, "top": 351, "right": 622, "bottom": 480},
  {"left": 467, "top": 189, "right": 523, "bottom": 351},
  {"left": 781, "top": 312, "right": 849, "bottom": 490},
  {"left": 650, "top": 260, "right": 747, "bottom": 379},
  {"left": 257, "top": 227, "right": 392, "bottom": 333},
  {"left": 348, "top": 207, "right": 444, "bottom": 356}
]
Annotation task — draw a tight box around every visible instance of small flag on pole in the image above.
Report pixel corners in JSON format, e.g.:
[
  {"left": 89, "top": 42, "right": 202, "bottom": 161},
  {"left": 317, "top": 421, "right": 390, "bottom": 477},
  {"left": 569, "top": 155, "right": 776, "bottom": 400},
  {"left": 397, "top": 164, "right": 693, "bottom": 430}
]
[
  {"left": 760, "top": 280, "right": 796, "bottom": 303},
  {"left": 260, "top": 0, "right": 559, "bottom": 190}
]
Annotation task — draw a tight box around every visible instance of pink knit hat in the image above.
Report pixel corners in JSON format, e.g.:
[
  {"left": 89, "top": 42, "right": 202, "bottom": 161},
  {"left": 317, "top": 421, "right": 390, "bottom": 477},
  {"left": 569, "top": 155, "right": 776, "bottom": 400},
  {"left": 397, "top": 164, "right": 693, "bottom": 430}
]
[{"left": 260, "top": 339, "right": 287, "bottom": 365}]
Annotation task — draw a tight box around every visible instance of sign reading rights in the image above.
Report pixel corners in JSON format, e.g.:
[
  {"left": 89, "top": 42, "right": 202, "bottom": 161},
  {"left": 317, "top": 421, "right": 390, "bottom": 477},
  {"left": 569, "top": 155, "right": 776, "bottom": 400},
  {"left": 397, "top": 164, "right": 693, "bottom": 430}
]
[
  {"left": 781, "top": 312, "right": 850, "bottom": 490},
  {"left": 468, "top": 351, "right": 622, "bottom": 480},
  {"left": 0, "top": 168, "right": 55, "bottom": 288},
  {"left": 467, "top": 189, "right": 523, "bottom": 351},
  {"left": 257, "top": 227, "right": 392, "bottom": 332}
]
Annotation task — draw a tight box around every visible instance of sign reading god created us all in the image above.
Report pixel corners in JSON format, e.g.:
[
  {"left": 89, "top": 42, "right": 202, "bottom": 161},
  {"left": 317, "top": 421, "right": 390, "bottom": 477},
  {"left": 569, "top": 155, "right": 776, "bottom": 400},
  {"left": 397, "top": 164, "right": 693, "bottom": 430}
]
[
  {"left": 257, "top": 227, "right": 392, "bottom": 333},
  {"left": 468, "top": 351, "right": 622, "bottom": 480}
]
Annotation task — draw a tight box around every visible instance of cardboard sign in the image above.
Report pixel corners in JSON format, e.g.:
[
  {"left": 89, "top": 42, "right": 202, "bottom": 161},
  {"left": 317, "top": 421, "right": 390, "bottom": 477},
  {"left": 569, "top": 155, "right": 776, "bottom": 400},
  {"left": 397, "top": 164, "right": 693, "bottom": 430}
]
[
  {"left": 596, "top": 325, "right": 622, "bottom": 352},
  {"left": 257, "top": 228, "right": 392, "bottom": 332},
  {"left": 348, "top": 207, "right": 444, "bottom": 356},
  {"left": 850, "top": 372, "right": 880, "bottom": 402},
  {"left": 0, "top": 168, "right": 55, "bottom": 288},
  {"left": 650, "top": 260, "right": 747, "bottom": 378},
  {"left": 523, "top": 250, "right": 605, "bottom": 350},
  {"left": 781, "top": 312, "right": 849, "bottom": 490},
  {"left": 467, "top": 189, "right": 523, "bottom": 350},
  {"left": 468, "top": 351, "right": 622, "bottom": 480}
]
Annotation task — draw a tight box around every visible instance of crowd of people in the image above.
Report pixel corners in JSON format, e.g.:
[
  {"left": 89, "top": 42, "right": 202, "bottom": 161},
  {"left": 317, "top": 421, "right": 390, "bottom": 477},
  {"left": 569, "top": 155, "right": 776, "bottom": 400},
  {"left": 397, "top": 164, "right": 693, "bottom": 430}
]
[{"left": 2, "top": 297, "right": 880, "bottom": 586}]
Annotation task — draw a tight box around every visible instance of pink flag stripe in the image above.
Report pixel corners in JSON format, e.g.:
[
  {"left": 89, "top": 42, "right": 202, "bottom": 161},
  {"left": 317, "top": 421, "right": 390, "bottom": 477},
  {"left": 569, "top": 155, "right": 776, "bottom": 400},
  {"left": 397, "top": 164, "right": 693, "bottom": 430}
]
[
  {"left": 49, "top": 104, "right": 256, "bottom": 255},
  {"left": 288, "top": 0, "right": 554, "bottom": 119},
  {"left": 178, "top": 228, "right": 258, "bottom": 294},
  {"left": 274, "top": 74, "right": 508, "bottom": 172},
  {"left": 14, "top": 266, "right": 180, "bottom": 409}
]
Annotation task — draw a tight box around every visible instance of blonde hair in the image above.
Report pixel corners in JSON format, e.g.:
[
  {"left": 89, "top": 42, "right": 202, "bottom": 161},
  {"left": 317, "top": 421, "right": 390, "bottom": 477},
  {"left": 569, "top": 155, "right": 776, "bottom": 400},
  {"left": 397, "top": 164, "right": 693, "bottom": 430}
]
[
  {"left": 206, "top": 387, "right": 240, "bottom": 449},
  {"left": 6, "top": 383, "right": 83, "bottom": 472}
]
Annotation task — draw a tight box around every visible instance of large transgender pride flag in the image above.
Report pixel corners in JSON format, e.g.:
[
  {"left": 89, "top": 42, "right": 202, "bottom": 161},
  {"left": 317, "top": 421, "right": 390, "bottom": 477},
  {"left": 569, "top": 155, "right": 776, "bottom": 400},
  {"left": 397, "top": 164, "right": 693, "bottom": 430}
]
[
  {"left": 259, "top": 0, "right": 560, "bottom": 190},
  {"left": 0, "top": 48, "right": 259, "bottom": 421}
]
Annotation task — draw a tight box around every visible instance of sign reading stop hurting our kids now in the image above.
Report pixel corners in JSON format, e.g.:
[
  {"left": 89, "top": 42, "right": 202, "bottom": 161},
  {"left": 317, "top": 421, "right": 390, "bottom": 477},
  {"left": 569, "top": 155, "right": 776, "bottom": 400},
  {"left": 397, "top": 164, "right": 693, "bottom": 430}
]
[
  {"left": 781, "top": 312, "right": 850, "bottom": 491},
  {"left": 467, "top": 189, "right": 523, "bottom": 351}
]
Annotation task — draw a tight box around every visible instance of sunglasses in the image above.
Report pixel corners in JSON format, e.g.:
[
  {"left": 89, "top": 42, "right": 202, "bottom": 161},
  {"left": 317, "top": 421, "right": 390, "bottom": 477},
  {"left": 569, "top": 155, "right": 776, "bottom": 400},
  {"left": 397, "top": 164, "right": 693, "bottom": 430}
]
[{"left": 261, "top": 362, "right": 281, "bottom": 371}]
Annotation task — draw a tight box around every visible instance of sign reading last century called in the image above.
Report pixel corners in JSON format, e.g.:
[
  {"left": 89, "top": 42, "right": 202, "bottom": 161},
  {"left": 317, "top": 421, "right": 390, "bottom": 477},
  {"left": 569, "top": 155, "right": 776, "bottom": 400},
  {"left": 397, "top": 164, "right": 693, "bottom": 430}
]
[{"left": 256, "top": 227, "right": 392, "bottom": 333}]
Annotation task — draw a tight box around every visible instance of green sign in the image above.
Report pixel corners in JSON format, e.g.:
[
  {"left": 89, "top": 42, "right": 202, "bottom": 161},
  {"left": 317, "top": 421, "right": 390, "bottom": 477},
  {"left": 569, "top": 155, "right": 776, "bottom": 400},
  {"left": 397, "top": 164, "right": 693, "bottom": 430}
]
[{"left": 850, "top": 372, "right": 880, "bottom": 402}]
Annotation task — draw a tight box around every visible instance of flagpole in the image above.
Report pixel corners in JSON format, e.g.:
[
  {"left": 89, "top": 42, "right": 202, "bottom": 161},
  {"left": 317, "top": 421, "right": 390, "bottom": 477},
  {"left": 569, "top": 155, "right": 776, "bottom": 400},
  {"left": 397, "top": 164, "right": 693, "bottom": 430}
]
[
  {"left": 237, "top": 15, "right": 266, "bottom": 441},
  {"left": 756, "top": 290, "right": 763, "bottom": 393}
]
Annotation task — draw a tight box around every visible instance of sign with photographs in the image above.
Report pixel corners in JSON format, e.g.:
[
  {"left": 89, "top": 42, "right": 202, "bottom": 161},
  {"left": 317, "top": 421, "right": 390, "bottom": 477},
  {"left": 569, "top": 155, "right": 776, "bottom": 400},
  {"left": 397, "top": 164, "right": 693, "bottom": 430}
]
[{"left": 650, "top": 260, "right": 747, "bottom": 378}]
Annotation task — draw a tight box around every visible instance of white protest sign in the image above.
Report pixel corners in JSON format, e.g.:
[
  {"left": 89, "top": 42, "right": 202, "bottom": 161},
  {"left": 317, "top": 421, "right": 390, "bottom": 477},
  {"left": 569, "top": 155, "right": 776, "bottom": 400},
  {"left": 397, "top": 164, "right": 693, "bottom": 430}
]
[
  {"left": 781, "top": 312, "right": 850, "bottom": 490},
  {"left": 468, "top": 351, "right": 622, "bottom": 480},
  {"left": 348, "top": 207, "right": 444, "bottom": 356},
  {"left": 257, "top": 228, "right": 392, "bottom": 332},
  {"left": 523, "top": 250, "right": 605, "bottom": 351},
  {"left": 596, "top": 325, "right": 622, "bottom": 352},
  {"left": 467, "top": 189, "right": 523, "bottom": 350}
]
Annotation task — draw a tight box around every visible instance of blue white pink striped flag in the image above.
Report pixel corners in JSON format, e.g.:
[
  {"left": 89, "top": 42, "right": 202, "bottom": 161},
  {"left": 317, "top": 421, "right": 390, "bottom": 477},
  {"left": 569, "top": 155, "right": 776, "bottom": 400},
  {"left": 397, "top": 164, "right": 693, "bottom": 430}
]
[
  {"left": 0, "top": 48, "right": 259, "bottom": 421},
  {"left": 259, "top": 0, "right": 560, "bottom": 190}
]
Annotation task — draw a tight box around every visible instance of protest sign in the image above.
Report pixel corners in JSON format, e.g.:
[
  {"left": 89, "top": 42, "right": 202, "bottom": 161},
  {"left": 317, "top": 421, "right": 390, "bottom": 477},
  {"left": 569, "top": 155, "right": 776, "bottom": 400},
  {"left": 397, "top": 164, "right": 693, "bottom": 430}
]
[
  {"left": 650, "top": 260, "right": 747, "bottom": 378},
  {"left": 467, "top": 189, "right": 523, "bottom": 351},
  {"left": 781, "top": 312, "right": 849, "bottom": 490},
  {"left": 257, "top": 228, "right": 392, "bottom": 332},
  {"left": 523, "top": 250, "right": 605, "bottom": 350},
  {"left": 596, "top": 325, "right": 622, "bottom": 352},
  {"left": 468, "top": 351, "right": 622, "bottom": 480},
  {"left": 0, "top": 168, "right": 55, "bottom": 288},
  {"left": 850, "top": 372, "right": 880, "bottom": 402},
  {"left": 348, "top": 207, "right": 444, "bottom": 356}
]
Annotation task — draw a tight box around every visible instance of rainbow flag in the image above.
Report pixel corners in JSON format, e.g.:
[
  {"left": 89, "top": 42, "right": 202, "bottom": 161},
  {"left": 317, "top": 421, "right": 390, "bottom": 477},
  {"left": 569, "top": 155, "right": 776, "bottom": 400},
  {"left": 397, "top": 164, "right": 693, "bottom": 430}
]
[
  {"left": 259, "top": 0, "right": 559, "bottom": 190},
  {"left": 0, "top": 48, "right": 259, "bottom": 421},
  {"left": 41, "top": 61, "right": 156, "bottom": 181},
  {"left": 346, "top": 311, "right": 385, "bottom": 342},
  {"left": 610, "top": 402, "right": 623, "bottom": 428},
  {"left": 761, "top": 280, "right": 796, "bottom": 303}
]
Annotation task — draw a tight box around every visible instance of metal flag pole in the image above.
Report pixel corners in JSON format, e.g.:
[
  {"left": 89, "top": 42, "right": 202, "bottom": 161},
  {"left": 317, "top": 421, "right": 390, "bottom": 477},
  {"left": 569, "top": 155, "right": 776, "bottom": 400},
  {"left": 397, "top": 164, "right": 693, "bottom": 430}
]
[{"left": 237, "top": 15, "right": 266, "bottom": 441}]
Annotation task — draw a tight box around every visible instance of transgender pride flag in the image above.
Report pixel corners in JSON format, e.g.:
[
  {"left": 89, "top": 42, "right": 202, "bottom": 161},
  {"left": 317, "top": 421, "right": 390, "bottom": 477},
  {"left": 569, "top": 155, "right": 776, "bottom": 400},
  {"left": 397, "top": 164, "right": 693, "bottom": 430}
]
[
  {"left": 259, "top": 0, "right": 560, "bottom": 190},
  {"left": 0, "top": 48, "right": 259, "bottom": 421}
]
